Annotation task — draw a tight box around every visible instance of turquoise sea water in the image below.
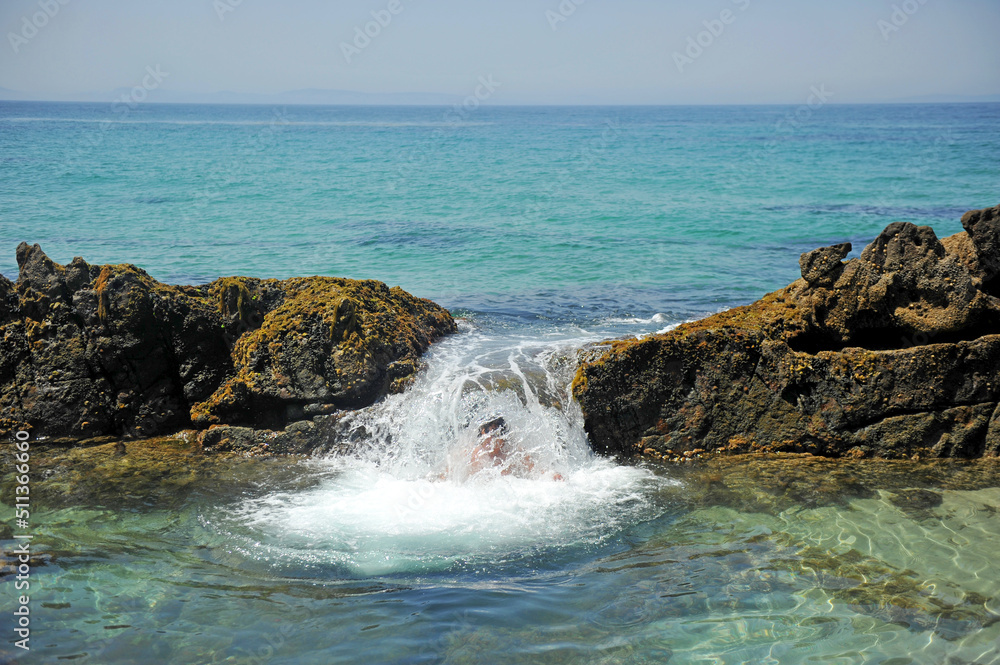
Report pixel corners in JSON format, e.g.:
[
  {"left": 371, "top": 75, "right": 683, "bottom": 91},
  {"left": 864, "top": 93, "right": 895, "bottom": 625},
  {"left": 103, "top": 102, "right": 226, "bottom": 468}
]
[
  {"left": 2, "top": 102, "right": 1000, "bottom": 664},
  {"left": 2, "top": 102, "right": 998, "bottom": 315}
]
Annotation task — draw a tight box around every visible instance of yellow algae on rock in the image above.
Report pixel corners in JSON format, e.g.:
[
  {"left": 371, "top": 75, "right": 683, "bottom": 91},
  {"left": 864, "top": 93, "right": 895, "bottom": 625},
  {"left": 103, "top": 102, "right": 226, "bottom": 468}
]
[
  {"left": 0, "top": 243, "right": 455, "bottom": 445},
  {"left": 575, "top": 207, "right": 1000, "bottom": 459}
]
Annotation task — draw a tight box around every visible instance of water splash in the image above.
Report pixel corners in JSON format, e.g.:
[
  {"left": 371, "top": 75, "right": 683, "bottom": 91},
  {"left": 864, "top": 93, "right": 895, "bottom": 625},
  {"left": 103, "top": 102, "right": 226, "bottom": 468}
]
[{"left": 217, "top": 320, "right": 670, "bottom": 576}]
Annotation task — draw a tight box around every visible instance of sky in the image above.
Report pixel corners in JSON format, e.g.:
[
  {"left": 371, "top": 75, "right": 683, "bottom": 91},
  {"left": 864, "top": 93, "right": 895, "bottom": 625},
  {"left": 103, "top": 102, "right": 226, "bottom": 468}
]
[{"left": 0, "top": 0, "right": 998, "bottom": 104}]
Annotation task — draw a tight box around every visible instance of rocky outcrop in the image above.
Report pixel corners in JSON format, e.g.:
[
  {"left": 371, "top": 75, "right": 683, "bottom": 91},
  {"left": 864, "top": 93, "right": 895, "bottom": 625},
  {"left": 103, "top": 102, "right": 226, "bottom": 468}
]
[
  {"left": 0, "top": 244, "right": 456, "bottom": 443},
  {"left": 798, "top": 242, "right": 851, "bottom": 288},
  {"left": 959, "top": 204, "right": 1000, "bottom": 294},
  {"left": 573, "top": 206, "right": 1000, "bottom": 459}
]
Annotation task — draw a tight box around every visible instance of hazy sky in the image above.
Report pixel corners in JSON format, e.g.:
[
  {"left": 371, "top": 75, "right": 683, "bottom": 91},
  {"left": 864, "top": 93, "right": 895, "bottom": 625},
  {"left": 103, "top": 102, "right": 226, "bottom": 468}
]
[{"left": 1, "top": 0, "right": 998, "bottom": 104}]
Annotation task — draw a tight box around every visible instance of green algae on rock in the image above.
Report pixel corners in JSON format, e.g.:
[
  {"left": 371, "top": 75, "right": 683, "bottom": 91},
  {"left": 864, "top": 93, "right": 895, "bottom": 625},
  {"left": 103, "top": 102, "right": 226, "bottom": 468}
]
[
  {"left": 573, "top": 205, "right": 1000, "bottom": 459},
  {"left": 0, "top": 244, "right": 456, "bottom": 443},
  {"left": 0, "top": 434, "right": 336, "bottom": 515}
]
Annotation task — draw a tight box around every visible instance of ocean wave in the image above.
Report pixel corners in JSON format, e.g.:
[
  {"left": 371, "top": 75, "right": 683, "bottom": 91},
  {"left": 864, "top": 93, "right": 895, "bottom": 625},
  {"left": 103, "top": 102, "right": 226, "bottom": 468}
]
[{"left": 600, "top": 312, "right": 671, "bottom": 325}]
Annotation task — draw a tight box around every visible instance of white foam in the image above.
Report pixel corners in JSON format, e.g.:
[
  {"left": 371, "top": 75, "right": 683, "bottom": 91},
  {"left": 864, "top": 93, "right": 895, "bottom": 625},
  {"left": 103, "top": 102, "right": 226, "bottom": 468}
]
[
  {"left": 639, "top": 307, "right": 733, "bottom": 338},
  {"left": 601, "top": 312, "right": 671, "bottom": 325},
  {"left": 218, "top": 324, "right": 671, "bottom": 575},
  {"left": 235, "top": 457, "right": 662, "bottom": 575}
]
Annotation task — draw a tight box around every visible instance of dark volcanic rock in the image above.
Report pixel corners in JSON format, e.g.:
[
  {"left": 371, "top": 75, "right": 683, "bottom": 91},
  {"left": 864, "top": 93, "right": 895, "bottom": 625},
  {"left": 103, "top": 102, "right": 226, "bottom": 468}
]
[
  {"left": 573, "top": 206, "right": 1000, "bottom": 460},
  {"left": 188, "top": 276, "right": 454, "bottom": 428},
  {"left": 196, "top": 414, "right": 351, "bottom": 456},
  {"left": 0, "top": 244, "right": 456, "bottom": 443},
  {"left": 799, "top": 242, "right": 851, "bottom": 287},
  {"left": 961, "top": 204, "right": 1000, "bottom": 294}
]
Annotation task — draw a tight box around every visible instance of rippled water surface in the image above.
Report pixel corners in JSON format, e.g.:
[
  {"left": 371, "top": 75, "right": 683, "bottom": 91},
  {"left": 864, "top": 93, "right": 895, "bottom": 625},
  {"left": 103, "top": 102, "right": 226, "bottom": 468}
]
[
  {"left": 2, "top": 102, "right": 998, "bottom": 316},
  {"left": 5, "top": 318, "right": 1000, "bottom": 664},
  {"left": 2, "top": 102, "right": 1000, "bottom": 664}
]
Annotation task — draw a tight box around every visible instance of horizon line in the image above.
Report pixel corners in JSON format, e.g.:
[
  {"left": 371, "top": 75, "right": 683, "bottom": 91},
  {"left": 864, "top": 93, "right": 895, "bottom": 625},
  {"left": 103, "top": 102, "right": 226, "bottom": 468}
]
[{"left": 2, "top": 98, "right": 999, "bottom": 108}]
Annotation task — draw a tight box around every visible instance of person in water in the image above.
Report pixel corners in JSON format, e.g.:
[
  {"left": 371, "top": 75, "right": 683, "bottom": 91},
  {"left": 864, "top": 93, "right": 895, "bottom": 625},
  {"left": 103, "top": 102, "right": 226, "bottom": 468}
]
[{"left": 466, "top": 417, "right": 563, "bottom": 481}]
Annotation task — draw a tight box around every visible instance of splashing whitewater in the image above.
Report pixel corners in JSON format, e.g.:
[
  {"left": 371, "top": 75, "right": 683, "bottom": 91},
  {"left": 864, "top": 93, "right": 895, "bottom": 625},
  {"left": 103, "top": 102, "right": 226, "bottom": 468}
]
[{"left": 215, "top": 320, "right": 670, "bottom": 575}]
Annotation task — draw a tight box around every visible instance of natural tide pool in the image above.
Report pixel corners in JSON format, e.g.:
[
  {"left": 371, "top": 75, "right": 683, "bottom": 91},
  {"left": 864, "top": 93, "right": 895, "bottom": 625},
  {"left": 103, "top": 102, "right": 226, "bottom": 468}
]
[
  {"left": 4, "top": 321, "right": 1000, "bottom": 665},
  {"left": 4, "top": 445, "right": 1000, "bottom": 664}
]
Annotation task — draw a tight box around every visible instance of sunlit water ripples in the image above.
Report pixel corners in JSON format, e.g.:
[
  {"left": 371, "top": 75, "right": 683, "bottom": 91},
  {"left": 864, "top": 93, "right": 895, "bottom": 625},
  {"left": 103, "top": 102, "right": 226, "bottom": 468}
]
[
  {"left": 3, "top": 102, "right": 1000, "bottom": 664},
  {"left": 12, "top": 315, "right": 1000, "bottom": 664}
]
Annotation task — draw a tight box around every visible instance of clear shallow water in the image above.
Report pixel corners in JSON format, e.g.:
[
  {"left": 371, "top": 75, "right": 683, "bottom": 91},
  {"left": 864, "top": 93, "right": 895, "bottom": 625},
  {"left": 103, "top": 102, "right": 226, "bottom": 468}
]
[
  {"left": 5, "top": 320, "right": 1000, "bottom": 664},
  {"left": 2, "top": 102, "right": 1000, "bottom": 663}
]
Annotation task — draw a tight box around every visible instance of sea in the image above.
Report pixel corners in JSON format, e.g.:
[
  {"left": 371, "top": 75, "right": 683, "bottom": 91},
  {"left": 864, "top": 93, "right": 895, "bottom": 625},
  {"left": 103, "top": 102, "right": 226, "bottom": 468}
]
[{"left": 1, "top": 101, "right": 999, "bottom": 664}]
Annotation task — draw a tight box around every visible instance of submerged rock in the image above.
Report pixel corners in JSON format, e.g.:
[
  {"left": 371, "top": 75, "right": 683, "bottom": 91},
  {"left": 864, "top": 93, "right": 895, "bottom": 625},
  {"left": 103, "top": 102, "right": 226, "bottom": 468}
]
[
  {"left": 573, "top": 206, "right": 1000, "bottom": 459},
  {"left": 196, "top": 414, "right": 352, "bottom": 456},
  {"left": 0, "top": 434, "right": 328, "bottom": 510},
  {"left": 0, "top": 244, "right": 456, "bottom": 444}
]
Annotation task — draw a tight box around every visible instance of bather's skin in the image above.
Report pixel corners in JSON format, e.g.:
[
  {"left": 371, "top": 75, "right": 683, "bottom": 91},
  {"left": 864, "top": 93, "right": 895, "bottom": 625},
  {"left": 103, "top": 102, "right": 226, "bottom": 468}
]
[{"left": 464, "top": 417, "right": 563, "bottom": 481}]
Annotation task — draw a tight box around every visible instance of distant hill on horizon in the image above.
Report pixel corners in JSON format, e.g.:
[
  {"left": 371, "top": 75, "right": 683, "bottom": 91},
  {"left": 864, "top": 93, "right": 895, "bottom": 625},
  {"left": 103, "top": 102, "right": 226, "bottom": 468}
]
[
  {"left": 0, "top": 87, "right": 998, "bottom": 106},
  {"left": 0, "top": 87, "right": 464, "bottom": 106},
  {"left": 889, "top": 93, "right": 1000, "bottom": 104}
]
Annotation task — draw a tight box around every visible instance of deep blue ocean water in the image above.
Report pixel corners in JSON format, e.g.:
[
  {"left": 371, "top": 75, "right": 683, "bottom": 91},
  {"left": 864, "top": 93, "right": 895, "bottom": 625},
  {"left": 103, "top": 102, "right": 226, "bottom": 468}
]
[{"left": 2, "top": 102, "right": 1000, "bottom": 664}]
